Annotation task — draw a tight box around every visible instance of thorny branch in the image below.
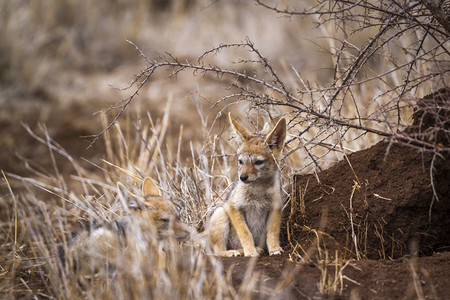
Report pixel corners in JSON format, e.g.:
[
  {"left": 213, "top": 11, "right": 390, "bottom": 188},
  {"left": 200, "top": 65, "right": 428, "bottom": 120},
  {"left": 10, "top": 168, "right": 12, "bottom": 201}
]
[{"left": 91, "top": 0, "right": 450, "bottom": 170}]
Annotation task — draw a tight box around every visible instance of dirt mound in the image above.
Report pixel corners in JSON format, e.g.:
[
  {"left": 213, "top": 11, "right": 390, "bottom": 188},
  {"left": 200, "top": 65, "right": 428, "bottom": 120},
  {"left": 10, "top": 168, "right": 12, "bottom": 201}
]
[{"left": 284, "top": 91, "right": 450, "bottom": 259}]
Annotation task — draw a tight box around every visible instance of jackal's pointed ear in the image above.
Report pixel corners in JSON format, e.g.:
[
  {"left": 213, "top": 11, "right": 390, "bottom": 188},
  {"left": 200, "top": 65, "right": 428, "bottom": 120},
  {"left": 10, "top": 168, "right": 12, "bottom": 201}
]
[
  {"left": 142, "top": 177, "right": 161, "bottom": 197},
  {"left": 229, "top": 112, "right": 252, "bottom": 141},
  {"left": 265, "top": 118, "right": 286, "bottom": 150}
]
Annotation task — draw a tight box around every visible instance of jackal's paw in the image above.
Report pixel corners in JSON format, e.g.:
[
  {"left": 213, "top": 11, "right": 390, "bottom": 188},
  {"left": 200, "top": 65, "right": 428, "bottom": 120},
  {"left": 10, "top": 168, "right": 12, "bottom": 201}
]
[
  {"left": 256, "top": 247, "right": 264, "bottom": 255},
  {"left": 244, "top": 248, "right": 259, "bottom": 257},
  {"left": 223, "top": 250, "right": 242, "bottom": 257},
  {"left": 269, "top": 247, "right": 283, "bottom": 256}
]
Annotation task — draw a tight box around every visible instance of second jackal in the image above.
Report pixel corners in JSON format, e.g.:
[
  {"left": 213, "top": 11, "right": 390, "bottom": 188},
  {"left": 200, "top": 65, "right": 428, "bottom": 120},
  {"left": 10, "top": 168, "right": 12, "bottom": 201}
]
[{"left": 61, "top": 177, "right": 192, "bottom": 274}]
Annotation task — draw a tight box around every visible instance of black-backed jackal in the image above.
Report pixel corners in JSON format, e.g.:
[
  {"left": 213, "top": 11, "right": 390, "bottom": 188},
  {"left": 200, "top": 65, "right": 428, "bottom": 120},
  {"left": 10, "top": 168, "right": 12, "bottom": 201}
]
[{"left": 208, "top": 113, "right": 286, "bottom": 257}]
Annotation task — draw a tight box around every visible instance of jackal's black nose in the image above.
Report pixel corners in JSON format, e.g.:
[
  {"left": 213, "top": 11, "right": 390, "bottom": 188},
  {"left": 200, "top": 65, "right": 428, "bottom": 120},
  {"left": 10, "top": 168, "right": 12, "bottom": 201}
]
[{"left": 240, "top": 174, "right": 249, "bottom": 182}]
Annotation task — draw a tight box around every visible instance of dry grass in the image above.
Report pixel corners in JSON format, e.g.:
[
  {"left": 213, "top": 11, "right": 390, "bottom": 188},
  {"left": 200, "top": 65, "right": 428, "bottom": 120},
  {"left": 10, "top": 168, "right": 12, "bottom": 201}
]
[
  {"left": 286, "top": 224, "right": 359, "bottom": 298},
  {"left": 316, "top": 251, "right": 356, "bottom": 298},
  {"left": 1, "top": 112, "right": 214, "bottom": 299}
]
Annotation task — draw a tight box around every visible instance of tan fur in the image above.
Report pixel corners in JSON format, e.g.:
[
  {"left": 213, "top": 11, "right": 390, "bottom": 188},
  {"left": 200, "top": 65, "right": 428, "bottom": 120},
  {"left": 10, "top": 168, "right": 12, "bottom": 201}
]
[
  {"left": 65, "top": 177, "right": 191, "bottom": 274},
  {"left": 135, "top": 177, "right": 191, "bottom": 240},
  {"left": 207, "top": 113, "right": 286, "bottom": 257}
]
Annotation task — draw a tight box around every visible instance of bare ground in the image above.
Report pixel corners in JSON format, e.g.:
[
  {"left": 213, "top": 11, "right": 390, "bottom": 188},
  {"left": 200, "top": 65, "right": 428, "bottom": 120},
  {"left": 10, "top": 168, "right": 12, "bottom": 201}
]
[{"left": 221, "top": 251, "right": 450, "bottom": 299}]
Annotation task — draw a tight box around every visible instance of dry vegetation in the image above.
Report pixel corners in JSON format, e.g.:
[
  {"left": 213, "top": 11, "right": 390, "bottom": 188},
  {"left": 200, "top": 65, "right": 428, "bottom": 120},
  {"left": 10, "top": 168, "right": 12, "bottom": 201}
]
[
  {"left": 1, "top": 116, "right": 235, "bottom": 298},
  {"left": 1, "top": 0, "right": 449, "bottom": 299}
]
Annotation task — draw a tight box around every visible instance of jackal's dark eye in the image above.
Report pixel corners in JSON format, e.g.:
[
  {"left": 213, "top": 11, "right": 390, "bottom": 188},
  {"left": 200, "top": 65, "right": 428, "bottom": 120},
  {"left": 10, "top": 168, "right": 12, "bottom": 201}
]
[
  {"left": 161, "top": 218, "right": 170, "bottom": 224},
  {"left": 238, "top": 159, "right": 243, "bottom": 165},
  {"left": 255, "top": 160, "right": 264, "bottom": 165}
]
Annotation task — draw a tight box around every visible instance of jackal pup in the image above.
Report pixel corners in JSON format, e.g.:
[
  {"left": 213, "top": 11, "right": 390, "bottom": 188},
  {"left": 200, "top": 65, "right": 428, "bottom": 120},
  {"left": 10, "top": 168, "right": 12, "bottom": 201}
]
[
  {"left": 208, "top": 113, "right": 286, "bottom": 257},
  {"left": 62, "top": 177, "right": 191, "bottom": 273}
]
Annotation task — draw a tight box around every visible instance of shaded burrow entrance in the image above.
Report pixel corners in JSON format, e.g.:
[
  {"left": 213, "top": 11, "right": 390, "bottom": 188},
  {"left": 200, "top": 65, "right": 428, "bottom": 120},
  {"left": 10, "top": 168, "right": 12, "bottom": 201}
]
[{"left": 283, "top": 88, "right": 450, "bottom": 260}]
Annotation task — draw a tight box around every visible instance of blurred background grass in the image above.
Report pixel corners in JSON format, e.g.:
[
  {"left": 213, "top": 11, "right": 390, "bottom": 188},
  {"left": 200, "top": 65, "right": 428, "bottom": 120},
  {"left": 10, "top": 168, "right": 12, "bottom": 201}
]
[{"left": 0, "top": 0, "right": 316, "bottom": 174}]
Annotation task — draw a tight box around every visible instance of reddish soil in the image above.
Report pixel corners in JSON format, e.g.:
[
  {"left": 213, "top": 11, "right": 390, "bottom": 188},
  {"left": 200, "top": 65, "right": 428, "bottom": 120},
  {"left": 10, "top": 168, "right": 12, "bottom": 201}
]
[{"left": 285, "top": 139, "right": 450, "bottom": 260}]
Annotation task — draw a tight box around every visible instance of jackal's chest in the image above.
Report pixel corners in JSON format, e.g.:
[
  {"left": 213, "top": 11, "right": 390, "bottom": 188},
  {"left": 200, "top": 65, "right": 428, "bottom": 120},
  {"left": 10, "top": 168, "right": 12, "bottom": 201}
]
[
  {"left": 230, "top": 181, "right": 281, "bottom": 246},
  {"left": 242, "top": 201, "right": 271, "bottom": 244},
  {"left": 227, "top": 201, "right": 271, "bottom": 249}
]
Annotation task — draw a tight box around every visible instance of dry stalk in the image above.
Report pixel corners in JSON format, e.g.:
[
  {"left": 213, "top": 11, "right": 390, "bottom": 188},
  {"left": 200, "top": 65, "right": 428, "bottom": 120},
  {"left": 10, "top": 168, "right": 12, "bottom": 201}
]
[
  {"left": 287, "top": 177, "right": 308, "bottom": 249},
  {"left": 409, "top": 257, "right": 425, "bottom": 300},
  {"left": 317, "top": 250, "right": 354, "bottom": 297},
  {"left": 349, "top": 180, "right": 362, "bottom": 260},
  {"left": 374, "top": 222, "right": 387, "bottom": 260}
]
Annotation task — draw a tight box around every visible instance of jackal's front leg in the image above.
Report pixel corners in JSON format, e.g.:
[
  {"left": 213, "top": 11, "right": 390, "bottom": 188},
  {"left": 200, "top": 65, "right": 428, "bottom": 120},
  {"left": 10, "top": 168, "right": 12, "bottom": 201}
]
[
  {"left": 227, "top": 205, "right": 258, "bottom": 257},
  {"left": 266, "top": 206, "right": 283, "bottom": 255}
]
